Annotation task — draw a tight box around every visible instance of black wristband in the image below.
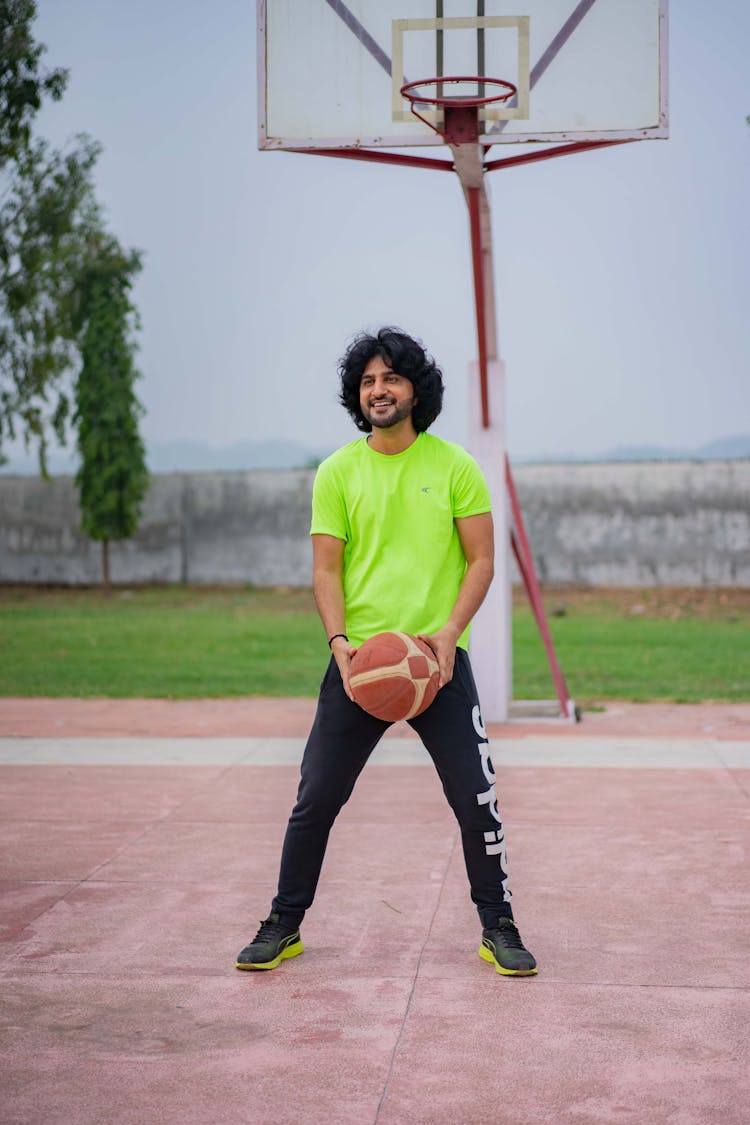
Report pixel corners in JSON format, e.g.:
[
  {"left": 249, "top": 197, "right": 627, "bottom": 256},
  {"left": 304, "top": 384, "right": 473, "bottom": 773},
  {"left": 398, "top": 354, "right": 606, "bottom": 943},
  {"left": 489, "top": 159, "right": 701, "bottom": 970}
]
[{"left": 327, "top": 633, "right": 348, "bottom": 649}]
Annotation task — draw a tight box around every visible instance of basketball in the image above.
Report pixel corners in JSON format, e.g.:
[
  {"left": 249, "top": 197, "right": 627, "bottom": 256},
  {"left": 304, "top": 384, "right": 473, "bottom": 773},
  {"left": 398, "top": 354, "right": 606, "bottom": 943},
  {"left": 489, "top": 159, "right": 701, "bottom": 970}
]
[{"left": 349, "top": 631, "right": 441, "bottom": 722}]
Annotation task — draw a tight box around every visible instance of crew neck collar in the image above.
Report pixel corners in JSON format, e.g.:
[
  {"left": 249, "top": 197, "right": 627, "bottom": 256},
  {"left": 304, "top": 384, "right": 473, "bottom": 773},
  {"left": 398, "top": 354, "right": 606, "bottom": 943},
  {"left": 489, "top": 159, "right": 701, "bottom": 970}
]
[{"left": 364, "top": 432, "right": 422, "bottom": 458}]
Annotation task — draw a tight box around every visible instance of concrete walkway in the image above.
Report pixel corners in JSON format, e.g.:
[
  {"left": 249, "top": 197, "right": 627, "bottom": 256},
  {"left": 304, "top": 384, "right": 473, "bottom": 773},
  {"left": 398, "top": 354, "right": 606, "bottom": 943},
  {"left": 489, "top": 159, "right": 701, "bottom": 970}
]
[{"left": 1, "top": 699, "right": 749, "bottom": 1124}]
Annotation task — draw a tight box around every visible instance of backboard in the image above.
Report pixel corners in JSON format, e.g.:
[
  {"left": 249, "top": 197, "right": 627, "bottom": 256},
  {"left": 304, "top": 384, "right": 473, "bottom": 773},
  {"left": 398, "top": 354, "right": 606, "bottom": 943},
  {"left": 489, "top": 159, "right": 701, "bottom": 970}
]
[{"left": 258, "top": 0, "right": 668, "bottom": 150}]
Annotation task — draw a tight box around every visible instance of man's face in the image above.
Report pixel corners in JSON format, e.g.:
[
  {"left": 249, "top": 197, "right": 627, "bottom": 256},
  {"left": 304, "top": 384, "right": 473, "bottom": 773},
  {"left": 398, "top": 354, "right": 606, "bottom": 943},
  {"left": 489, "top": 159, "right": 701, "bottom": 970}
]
[{"left": 359, "top": 354, "right": 417, "bottom": 430}]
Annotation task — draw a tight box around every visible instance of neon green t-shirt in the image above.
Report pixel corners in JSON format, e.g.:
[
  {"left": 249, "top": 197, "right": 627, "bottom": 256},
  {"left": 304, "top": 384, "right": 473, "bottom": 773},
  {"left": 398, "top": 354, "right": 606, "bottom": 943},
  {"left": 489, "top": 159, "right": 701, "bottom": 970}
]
[{"left": 310, "top": 432, "right": 491, "bottom": 649}]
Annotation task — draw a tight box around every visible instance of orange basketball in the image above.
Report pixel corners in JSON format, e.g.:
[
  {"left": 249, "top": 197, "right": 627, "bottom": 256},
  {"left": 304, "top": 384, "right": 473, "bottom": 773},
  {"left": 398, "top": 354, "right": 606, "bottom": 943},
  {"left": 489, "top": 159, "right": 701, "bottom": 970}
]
[{"left": 349, "top": 631, "right": 441, "bottom": 722}]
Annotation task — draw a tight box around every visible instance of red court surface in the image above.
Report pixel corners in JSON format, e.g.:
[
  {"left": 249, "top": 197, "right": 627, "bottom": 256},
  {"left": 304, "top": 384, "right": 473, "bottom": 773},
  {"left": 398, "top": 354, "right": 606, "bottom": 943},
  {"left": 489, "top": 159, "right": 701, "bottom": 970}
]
[{"left": 2, "top": 698, "right": 749, "bottom": 1124}]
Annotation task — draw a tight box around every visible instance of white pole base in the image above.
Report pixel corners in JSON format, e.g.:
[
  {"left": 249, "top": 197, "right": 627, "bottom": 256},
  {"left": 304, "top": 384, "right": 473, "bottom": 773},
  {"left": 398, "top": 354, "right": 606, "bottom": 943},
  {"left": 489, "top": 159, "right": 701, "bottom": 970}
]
[{"left": 467, "top": 359, "right": 511, "bottom": 723}]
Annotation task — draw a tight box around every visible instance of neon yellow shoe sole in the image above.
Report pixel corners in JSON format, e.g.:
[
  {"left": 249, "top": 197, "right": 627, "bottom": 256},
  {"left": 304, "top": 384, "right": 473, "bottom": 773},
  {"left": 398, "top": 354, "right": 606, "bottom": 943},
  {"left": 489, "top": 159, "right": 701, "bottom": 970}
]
[
  {"left": 479, "top": 942, "right": 538, "bottom": 976},
  {"left": 236, "top": 938, "right": 304, "bottom": 971}
]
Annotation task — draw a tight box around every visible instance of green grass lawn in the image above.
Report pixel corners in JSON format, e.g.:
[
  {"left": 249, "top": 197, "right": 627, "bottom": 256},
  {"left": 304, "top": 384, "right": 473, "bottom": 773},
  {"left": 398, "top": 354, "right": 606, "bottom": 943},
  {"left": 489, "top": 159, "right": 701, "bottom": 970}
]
[
  {"left": 513, "top": 608, "right": 748, "bottom": 704},
  {"left": 0, "top": 585, "right": 747, "bottom": 705}
]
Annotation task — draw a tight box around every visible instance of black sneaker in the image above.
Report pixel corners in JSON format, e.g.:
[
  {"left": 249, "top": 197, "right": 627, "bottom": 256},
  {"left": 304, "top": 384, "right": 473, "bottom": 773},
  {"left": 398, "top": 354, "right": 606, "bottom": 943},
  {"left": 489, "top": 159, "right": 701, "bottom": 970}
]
[
  {"left": 235, "top": 913, "right": 304, "bottom": 971},
  {"left": 479, "top": 918, "right": 537, "bottom": 976}
]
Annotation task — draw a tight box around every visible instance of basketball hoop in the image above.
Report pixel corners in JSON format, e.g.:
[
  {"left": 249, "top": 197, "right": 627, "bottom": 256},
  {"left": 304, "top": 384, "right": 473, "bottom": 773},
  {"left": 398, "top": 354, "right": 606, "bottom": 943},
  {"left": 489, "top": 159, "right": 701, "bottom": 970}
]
[{"left": 400, "top": 76, "right": 517, "bottom": 137}]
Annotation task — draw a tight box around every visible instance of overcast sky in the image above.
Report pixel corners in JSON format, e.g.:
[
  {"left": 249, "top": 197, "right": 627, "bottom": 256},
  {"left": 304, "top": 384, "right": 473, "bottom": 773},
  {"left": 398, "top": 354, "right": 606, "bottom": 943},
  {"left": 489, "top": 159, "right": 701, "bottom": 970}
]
[{"left": 5, "top": 0, "right": 750, "bottom": 466}]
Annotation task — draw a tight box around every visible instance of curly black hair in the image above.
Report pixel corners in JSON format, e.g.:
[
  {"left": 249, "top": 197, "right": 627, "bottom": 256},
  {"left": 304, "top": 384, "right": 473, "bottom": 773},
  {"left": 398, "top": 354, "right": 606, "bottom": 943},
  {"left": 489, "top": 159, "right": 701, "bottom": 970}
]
[{"left": 338, "top": 327, "right": 444, "bottom": 433}]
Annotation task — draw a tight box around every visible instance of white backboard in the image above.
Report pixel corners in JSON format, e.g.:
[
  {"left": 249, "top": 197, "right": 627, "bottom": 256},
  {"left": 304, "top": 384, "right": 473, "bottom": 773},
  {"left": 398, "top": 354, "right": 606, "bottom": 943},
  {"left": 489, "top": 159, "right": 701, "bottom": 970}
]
[{"left": 259, "top": 0, "right": 668, "bottom": 149}]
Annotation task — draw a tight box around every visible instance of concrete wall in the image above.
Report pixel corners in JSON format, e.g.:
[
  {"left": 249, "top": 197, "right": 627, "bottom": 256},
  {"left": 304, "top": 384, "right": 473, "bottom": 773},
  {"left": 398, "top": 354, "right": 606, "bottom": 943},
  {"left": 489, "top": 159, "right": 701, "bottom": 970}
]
[
  {"left": 1, "top": 460, "right": 748, "bottom": 587},
  {"left": 0, "top": 471, "right": 314, "bottom": 587},
  {"left": 513, "top": 460, "right": 750, "bottom": 587}
]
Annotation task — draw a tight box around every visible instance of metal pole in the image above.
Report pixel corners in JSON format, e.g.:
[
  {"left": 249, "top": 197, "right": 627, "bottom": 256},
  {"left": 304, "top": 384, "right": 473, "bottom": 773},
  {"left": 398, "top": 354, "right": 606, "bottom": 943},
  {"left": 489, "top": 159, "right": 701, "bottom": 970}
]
[
  {"left": 443, "top": 104, "right": 510, "bottom": 719},
  {"left": 467, "top": 187, "right": 490, "bottom": 429},
  {"left": 444, "top": 102, "right": 576, "bottom": 723}
]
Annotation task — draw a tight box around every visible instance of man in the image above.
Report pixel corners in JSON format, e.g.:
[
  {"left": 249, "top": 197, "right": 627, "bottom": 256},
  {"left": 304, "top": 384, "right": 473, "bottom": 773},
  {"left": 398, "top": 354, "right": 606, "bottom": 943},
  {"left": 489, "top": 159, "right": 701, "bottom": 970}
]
[{"left": 236, "top": 327, "right": 537, "bottom": 977}]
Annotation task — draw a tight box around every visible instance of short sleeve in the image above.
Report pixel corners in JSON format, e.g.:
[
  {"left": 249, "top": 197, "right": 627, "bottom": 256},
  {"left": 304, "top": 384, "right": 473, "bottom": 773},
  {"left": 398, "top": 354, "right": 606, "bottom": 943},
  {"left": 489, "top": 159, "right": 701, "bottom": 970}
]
[
  {"left": 451, "top": 448, "right": 492, "bottom": 518},
  {"left": 310, "top": 459, "right": 348, "bottom": 540}
]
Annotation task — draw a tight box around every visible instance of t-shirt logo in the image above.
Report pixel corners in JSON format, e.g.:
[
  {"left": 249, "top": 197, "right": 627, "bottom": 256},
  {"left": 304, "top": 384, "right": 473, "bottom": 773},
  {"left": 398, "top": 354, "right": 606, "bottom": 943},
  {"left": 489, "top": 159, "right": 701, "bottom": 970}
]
[{"left": 421, "top": 486, "right": 431, "bottom": 493}]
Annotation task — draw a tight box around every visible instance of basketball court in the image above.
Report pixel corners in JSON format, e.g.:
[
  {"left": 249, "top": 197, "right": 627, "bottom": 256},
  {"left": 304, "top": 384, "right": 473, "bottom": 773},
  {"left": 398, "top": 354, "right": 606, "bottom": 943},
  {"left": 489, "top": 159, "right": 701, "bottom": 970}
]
[
  {"left": 4, "top": 3, "right": 747, "bottom": 1120},
  {"left": 2, "top": 697, "right": 749, "bottom": 1123}
]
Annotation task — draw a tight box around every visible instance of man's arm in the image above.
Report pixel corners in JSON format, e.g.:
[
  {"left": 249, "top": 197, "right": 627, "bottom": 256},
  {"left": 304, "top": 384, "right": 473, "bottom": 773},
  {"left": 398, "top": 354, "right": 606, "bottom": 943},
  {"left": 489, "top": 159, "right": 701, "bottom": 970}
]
[
  {"left": 419, "top": 511, "right": 494, "bottom": 687},
  {"left": 312, "top": 533, "right": 356, "bottom": 700}
]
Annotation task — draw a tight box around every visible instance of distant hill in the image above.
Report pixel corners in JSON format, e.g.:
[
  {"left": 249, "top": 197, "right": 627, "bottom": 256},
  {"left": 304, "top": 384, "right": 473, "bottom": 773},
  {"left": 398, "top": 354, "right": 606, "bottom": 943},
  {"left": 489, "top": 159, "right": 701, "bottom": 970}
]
[
  {"left": 586, "top": 435, "right": 750, "bottom": 463},
  {"left": 512, "top": 434, "right": 750, "bottom": 465},
  {"left": 144, "top": 440, "right": 332, "bottom": 472},
  {"left": 2, "top": 434, "right": 748, "bottom": 476},
  {"left": 0, "top": 439, "right": 333, "bottom": 476}
]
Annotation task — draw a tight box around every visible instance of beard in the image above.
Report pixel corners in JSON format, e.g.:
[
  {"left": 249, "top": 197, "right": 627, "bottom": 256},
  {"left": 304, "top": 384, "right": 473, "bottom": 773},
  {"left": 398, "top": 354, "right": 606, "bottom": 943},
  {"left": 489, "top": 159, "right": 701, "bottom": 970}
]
[{"left": 363, "top": 397, "right": 416, "bottom": 429}]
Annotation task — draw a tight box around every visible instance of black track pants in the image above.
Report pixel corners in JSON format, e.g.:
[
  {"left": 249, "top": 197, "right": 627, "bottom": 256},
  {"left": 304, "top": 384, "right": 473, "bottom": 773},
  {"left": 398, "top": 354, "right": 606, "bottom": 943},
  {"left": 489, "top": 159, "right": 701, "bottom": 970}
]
[{"left": 271, "top": 649, "right": 514, "bottom": 929}]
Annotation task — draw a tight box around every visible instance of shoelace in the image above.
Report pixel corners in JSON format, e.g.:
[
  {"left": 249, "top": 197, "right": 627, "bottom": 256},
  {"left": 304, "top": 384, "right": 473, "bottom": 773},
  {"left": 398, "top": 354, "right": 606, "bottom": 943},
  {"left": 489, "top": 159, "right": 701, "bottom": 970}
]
[
  {"left": 488, "top": 921, "right": 525, "bottom": 949},
  {"left": 252, "top": 917, "right": 289, "bottom": 943}
]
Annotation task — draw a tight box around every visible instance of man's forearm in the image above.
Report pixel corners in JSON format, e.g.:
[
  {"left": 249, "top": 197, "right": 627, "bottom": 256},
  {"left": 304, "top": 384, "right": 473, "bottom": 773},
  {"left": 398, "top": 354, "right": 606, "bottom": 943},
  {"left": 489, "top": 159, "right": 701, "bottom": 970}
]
[
  {"left": 420, "top": 557, "right": 494, "bottom": 687},
  {"left": 313, "top": 567, "right": 347, "bottom": 641},
  {"left": 313, "top": 564, "right": 356, "bottom": 699},
  {"left": 445, "top": 557, "right": 494, "bottom": 639}
]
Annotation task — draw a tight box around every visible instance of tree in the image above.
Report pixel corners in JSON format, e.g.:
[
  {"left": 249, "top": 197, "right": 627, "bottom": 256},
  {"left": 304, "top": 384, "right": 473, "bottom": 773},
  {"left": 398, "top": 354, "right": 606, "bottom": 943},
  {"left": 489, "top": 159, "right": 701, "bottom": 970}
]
[
  {"left": 1, "top": 0, "right": 102, "bottom": 472},
  {"left": 73, "top": 239, "right": 148, "bottom": 591},
  {"left": 1, "top": 135, "right": 102, "bottom": 471},
  {"left": 0, "top": 0, "right": 67, "bottom": 164}
]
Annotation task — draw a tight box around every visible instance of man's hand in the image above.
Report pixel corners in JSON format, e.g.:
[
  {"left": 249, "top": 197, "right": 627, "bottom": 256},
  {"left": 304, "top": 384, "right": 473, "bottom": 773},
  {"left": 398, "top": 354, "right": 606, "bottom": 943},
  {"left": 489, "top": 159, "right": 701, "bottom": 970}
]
[
  {"left": 418, "top": 623, "right": 460, "bottom": 688},
  {"left": 330, "top": 635, "right": 357, "bottom": 700}
]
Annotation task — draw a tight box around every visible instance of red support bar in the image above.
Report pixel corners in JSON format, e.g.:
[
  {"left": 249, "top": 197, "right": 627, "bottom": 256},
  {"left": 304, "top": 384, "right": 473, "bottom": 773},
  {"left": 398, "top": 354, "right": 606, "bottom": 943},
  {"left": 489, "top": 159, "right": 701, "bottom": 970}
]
[
  {"left": 505, "top": 456, "right": 576, "bottom": 720},
  {"left": 288, "top": 147, "right": 455, "bottom": 172},
  {"left": 484, "top": 138, "right": 633, "bottom": 174},
  {"left": 285, "top": 138, "right": 633, "bottom": 175},
  {"left": 466, "top": 186, "right": 490, "bottom": 429}
]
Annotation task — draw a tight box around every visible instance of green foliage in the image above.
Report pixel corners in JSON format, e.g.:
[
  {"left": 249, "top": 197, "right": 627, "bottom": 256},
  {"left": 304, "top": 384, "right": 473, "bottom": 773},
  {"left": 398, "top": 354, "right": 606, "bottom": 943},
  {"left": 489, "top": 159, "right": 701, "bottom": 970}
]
[
  {"left": 0, "top": 3, "right": 148, "bottom": 566},
  {"left": 0, "top": 136, "right": 102, "bottom": 469},
  {"left": 0, "top": 0, "right": 103, "bottom": 471},
  {"left": 0, "top": 0, "right": 68, "bottom": 164},
  {"left": 73, "top": 239, "right": 148, "bottom": 545}
]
